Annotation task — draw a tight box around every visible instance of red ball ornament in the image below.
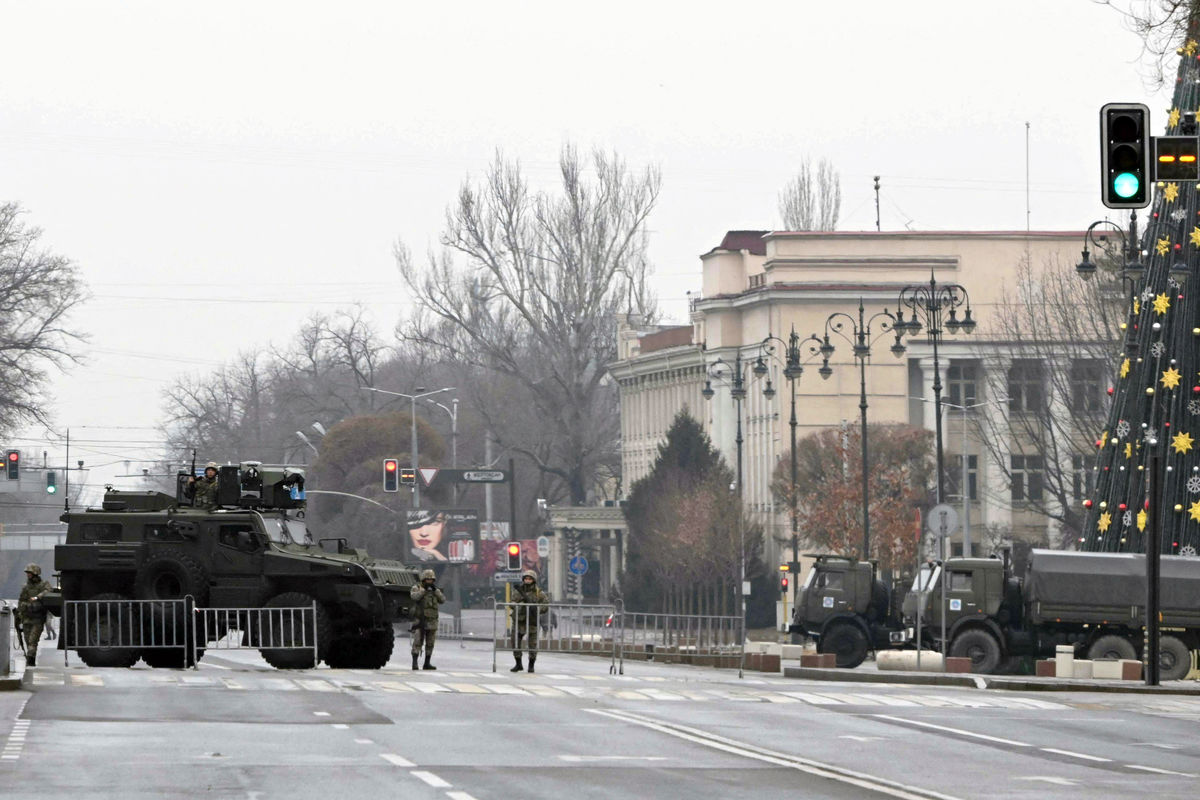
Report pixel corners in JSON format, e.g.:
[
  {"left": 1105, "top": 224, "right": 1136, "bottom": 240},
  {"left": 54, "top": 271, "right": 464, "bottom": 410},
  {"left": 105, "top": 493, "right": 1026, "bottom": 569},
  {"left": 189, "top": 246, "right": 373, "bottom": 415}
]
[
  {"left": 1194, "top": 386, "right": 1200, "bottom": 393},
  {"left": 1084, "top": 499, "right": 1093, "bottom": 509},
  {"left": 1119, "top": 503, "right": 1127, "bottom": 511},
  {"left": 1096, "top": 439, "right": 1103, "bottom": 447},
  {"left": 1107, "top": 387, "right": 1115, "bottom": 395},
  {"left": 1145, "top": 499, "right": 1151, "bottom": 509},
  {"left": 1167, "top": 422, "right": 1172, "bottom": 427}
]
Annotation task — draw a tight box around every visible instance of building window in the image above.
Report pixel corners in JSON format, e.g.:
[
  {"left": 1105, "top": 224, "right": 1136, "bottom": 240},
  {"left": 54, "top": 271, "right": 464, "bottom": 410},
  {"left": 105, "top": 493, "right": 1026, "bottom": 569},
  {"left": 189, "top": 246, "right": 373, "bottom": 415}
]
[
  {"left": 1011, "top": 454, "right": 1044, "bottom": 502},
  {"left": 948, "top": 455, "right": 978, "bottom": 501},
  {"left": 947, "top": 361, "right": 979, "bottom": 407},
  {"left": 1072, "top": 454, "right": 1096, "bottom": 504},
  {"left": 1071, "top": 360, "right": 1106, "bottom": 413},
  {"left": 1008, "top": 360, "right": 1044, "bottom": 413}
]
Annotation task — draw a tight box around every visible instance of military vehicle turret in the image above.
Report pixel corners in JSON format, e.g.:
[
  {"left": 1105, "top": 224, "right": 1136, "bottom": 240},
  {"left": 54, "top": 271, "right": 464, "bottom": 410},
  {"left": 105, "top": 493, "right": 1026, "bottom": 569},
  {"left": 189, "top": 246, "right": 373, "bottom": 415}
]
[{"left": 47, "top": 461, "right": 420, "bottom": 670}]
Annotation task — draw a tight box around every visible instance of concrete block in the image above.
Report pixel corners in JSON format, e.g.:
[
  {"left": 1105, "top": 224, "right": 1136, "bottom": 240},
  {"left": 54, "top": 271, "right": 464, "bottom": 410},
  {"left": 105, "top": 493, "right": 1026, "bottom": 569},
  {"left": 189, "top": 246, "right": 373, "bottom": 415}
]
[
  {"left": 819, "top": 653, "right": 836, "bottom": 669},
  {"left": 799, "top": 653, "right": 827, "bottom": 668},
  {"left": 1072, "top": 660, "right": 1093, "bottom": 679},
  {"left": 744, "top": 642, "right": 766, "bottom": 654},
  {"left": 757, "top": 654, "right": 781, "bottom": 673},
  {"left": 1035, "top": 659, "right": 1056, "bottom": 677},
  {"left": 1054, "top": 644, "right": 1074, "bottom": 678},
  {"left": 877, "top": 650, "right": 942, "bottom": 672},
  {"left": 1120, "top": 659, "right": 1143, "bottom": 680},
  {"left": 1092, "top": 659, "right": 1122, "bottom": 680},
  {"left": 745, "top": 652, "right": 761, "bottom": 670},
  {"left": 781, "top": 644, "right": 806, "bottom": 660},
  {"left": 761, "top": 642, "right": 782, "bottom": 657},
  {"left": 944, "top": 656, "right": 971, "bottom": 673}
]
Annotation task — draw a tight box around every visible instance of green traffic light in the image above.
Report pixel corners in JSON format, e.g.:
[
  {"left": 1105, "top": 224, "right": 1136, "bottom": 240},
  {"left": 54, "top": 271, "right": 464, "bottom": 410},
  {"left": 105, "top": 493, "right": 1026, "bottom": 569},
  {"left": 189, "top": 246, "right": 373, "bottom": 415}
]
[
  {"left": 1113, "top": 172, "right": 1140, "bottom": 199},
  {"left": 46, "top": 485, "right": 56, "bottom": 494}
]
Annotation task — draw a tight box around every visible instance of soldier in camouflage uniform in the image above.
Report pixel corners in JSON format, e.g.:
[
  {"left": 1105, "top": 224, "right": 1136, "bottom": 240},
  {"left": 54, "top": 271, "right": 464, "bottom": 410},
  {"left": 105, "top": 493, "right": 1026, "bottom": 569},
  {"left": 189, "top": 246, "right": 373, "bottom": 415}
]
[
  {"left": 186, "top": 462, "right": 220, "bottom": 508},
  {"left": 409, "top": 568, "right": 444, "bottom": 670},
  {"left": 17, "top": 564, "right": 51, "bottom": 667},
  {"left": 510, "top": 569, "right": 549, "bottom": 673}
]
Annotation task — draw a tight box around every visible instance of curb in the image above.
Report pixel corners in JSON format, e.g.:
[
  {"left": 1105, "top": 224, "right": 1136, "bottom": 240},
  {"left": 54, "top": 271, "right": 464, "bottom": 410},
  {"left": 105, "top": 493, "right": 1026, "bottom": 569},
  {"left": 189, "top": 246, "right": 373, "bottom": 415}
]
[{"left": 782, "top": 665, "right": 1200, "bottom": 695}]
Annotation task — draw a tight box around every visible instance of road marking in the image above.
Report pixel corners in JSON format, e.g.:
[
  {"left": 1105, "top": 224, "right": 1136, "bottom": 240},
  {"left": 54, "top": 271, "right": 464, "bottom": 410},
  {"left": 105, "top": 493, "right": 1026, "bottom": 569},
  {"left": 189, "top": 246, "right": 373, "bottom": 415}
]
[
  {"left": 446, "top": 683, "right": 489, "bottom": 694},
  {"left": 445, "top": 793, "right": 479, "bottom": 800},
  {"left": 840, "top": 735, "right": 886, "bottom": 742},
  {"left": 640, "top": 689, "right": 684, "bottom": 701},
  {"left": 410, "top": 770, "right": 451, "bottom": 788},
  {"left": 525, "top": 685, "right": 565, "bottom": 697},
  {"left": 873, "top": 715, "right": 1031, "bottom": 747},
  {"left": 354, "top": 739, "right": 373, "bottom": 744},
  {"left": 312, "top": 711, "right": 330, "bottom": 717},
  {"left": 1015, "top": 777, "right": 1076, "bottom": 786},
  {"left": 331, "top": 723, "right": 348, "bottom": 729},
  {"left": 614, "top": 690, "right": 648, "bottom": 700},
  {"left": 482, "top": 684, "right": 528, "bottom": 695},
  {"left": 379, "top": 753, "right": 415, "bottom": 767},
  {"left": 220, "top": 678, "right": 245, "bottom": 690},
  {"left": 557, "top": 755, "right": 668, "bottom": 762},
  {"left": 377, "top": 682, "right": 414, "bottom": 692},
  {"left": 410, "top": 682, "right": 450, "bottom": 693},
  {"left": 1040, "top": 748, "right": 1110, "bottom": 763},
  {"left": 554, "top": 686, "right": 587, "bottom": 696},
  {"left": 1126, "top": 764, "right": 1199, "bottom": 777},
  {"left": 69, "top": 674, "right": 103, "bottom": 686},
  {"left": 779, "top": 691, "right": 843, "bottom": 705},
  {"left": 295, "top": 680, "right": 336, "bottom": 692},
  {"left": 590, "top": 709, "right": 962, "bottom": 800}
]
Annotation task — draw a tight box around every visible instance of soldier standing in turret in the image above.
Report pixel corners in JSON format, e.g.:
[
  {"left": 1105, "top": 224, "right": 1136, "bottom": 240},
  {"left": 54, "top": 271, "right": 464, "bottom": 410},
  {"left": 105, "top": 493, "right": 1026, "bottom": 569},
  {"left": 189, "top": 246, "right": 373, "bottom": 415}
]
[
  {"left": 17, "top": 564, "right": 51, "bottom": 667},
  {"left": 186, "top": 462, "right": 220, "bottom": 508},
  {"left": 409, "top": 569, "right": 444, "bottom": 670},
  {"left": 510, "top": 569, "right": 549, "bottom": 673}
]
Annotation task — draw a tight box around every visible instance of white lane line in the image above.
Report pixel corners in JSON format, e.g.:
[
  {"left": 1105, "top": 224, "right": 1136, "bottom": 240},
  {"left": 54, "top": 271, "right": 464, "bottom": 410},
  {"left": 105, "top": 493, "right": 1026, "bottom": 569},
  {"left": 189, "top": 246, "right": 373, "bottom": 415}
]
[
  {"left": 312, "top": 711, "right": 330, "bottom": 717},
  {"left": 1126, "top": 764, "right": 1199, "bottom": 777},
  {"left": 778, "top": 691, "right": 843, "bottom": 705},
  {"left": 1040, "top": 748, "right": 1110, "bottom": 763},
  {"left": 446, "top": 793, "right": 479, "bottom": 800},
  {"left": 873, "top": 716, "right": 1031, "bottom": 747},
  {"left": 331, "top": 724, "right": 348, "bottom": 730},
  {"left": 410, "top": 770, "right": 451, "bottom": 788},
  {"left": 591, "top": 709, "right": 961, "bottom": 800},
  {"left": 379, "top": 753, "right": 415, "bottom": 767},
  {"left": 354, "top": 739, "right": 374, "bottom": 745}
]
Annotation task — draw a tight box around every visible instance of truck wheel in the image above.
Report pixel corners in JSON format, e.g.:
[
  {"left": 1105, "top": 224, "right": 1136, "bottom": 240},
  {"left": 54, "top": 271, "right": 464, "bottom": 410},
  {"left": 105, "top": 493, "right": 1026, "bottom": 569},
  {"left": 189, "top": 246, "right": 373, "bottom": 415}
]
[
  {"left": 1158, "top": 635, "right": 1193, "bottom": 681},
  {"left": 1087, "top": 635, "right": 1137, "bottom": 662},
  {"left": 949, "top": 629, "right": 1002, "bottom": 674},
  {"left": 75, "top": 593, "right": 141, "bottom": 669},
  {"left": 135, "top": 548, "right": 210, "bottom": 606},
  {"left": 325, "top": 630, "right": 394, "bottom": 669},
  {"left": 323, "top": 637, "right": 363, "bottom": 669},
  {"left": 359, "top": 630, "right": 395, "bottom": 669},
  {"left": 258, "top": 592, "right": 332, "bottom": 670},
  {"left": 819, "top": 623, "right": 869, "bottom": 668}
]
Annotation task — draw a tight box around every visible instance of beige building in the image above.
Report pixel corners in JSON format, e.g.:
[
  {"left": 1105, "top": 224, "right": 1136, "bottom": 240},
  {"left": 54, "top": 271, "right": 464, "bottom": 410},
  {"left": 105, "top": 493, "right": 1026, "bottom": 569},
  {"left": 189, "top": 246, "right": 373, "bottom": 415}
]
[{"left": 610, "top": 229, "right": 1089, "bottom": 568}]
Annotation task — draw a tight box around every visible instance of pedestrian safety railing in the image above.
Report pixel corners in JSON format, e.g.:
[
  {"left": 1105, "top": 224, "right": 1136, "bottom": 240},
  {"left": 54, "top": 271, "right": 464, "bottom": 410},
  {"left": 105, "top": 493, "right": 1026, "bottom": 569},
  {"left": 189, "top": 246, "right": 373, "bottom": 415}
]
[
  {"left": 61, "top": 597, "right": 317, "bottom": 669},
  {"left": 490, "top": 600, "right": 746, "bottom": 675}
]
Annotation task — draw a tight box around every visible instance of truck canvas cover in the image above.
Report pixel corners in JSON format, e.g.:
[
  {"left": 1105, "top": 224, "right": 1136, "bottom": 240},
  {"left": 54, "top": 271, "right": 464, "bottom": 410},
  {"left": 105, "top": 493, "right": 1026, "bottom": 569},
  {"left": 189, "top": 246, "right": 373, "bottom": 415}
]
[{"left": 1027, "top": 549, "right": 1200, "bottom": 627}]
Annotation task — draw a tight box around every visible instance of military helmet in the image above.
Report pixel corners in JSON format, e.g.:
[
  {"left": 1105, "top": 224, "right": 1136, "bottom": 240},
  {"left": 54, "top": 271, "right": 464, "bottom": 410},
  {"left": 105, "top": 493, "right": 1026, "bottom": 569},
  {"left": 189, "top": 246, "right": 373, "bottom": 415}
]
[
  {"left": 205, "top": 461, "right": 219, "bottom": 470},
  {"left": 24, "top": 563, "right": 41, "bottom": 576},
  {"left": 420, "top": 569, "right": 436, "bottom": 581},
  {"left": 521, "top": 569, "right": 537, "bottom": 581}
]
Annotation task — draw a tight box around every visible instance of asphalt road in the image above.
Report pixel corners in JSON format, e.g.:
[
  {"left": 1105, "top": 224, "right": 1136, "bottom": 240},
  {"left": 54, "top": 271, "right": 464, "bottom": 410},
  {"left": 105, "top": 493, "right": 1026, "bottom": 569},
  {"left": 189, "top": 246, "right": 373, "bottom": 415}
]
[{"left": 3, "top": 638, "right": 1200, "bottom": 799}]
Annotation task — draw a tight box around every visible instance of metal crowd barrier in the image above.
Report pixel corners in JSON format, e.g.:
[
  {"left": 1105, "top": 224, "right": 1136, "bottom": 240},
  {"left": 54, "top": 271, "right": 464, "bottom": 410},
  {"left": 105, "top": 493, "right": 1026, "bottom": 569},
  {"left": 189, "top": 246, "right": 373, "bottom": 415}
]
[
  {"left": 616, "top": 609, "right": 744, "bottom": 671},
  {"left": 194, "top": 604, "right": 318, "bottom": 665},
  {"left": 492, "top": 600, "right": 621, "bottom": 674},
  {"left": 63, "top": 597, "right": 192, "bottom": 668}
]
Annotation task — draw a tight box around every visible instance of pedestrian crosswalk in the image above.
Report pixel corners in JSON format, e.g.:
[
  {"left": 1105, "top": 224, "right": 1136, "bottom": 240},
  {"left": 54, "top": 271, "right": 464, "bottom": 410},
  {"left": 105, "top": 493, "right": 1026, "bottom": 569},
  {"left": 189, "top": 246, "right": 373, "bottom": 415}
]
[{"left": 26, "top": 668, "right": 1080, "bottom": 709}]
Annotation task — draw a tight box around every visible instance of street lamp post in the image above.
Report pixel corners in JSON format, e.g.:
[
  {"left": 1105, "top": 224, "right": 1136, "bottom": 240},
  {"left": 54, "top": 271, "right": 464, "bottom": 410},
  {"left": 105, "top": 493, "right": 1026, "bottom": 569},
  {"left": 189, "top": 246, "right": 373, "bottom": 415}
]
[
  {"left": 894, "top": 274, "right": 977, "bottom": 504},
  {"left": 424, "top": 396, "right": 459, "bottom": 469},
  {"left": 818, "top": 300, "right": 905, "bottom": 561},
  {"left": 363, "top": 385, "right": 454, "bottom": 507}
]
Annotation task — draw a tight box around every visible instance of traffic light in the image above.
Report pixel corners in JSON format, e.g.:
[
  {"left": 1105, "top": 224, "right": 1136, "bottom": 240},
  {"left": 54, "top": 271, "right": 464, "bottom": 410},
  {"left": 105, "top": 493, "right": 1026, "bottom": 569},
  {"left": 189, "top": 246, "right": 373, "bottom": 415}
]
[
  {"left": 5, "top": 450, "right": 18, "bottom": 479},
  {"left": 1100, "top": 102, "right": 1151, "bottom": 209},
  {"left": 780, "top": 575, "right": 789, "bottom": 594},
  {"left": 506, "top": 541, "right": 522, "bottom": 571},
  {"left": 45, "top": 471, "right": 57, "bottom": 494},
  {"left": 1154, "top": 135, "right": 1200, "bottom": 180},
  {"left": 400, "top": 467, "right": 416, "bottom": 486},
  {"left": 382, "top": 458, "right": 399, "bottom": 492}
]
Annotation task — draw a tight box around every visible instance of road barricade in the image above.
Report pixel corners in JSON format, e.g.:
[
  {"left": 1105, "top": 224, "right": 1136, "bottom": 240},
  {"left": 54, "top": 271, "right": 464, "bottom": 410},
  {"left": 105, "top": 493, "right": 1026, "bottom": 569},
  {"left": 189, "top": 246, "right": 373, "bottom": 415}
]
[
  {"left": 616, "top": 609, "right": 743, "bottom": 670},
  {"left": 194, "top": 604, "right": 319, "bottom": 665},
  {"left": 492, "top": 600, "right": 621, "bottom": 674}
]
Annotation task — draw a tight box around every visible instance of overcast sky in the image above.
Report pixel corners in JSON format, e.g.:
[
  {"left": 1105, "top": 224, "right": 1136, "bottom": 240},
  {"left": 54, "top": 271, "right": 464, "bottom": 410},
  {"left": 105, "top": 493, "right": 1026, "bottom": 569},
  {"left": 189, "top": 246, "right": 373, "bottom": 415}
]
[{"left": 0, "top": 0, "right": 1172, "bottom": 496}]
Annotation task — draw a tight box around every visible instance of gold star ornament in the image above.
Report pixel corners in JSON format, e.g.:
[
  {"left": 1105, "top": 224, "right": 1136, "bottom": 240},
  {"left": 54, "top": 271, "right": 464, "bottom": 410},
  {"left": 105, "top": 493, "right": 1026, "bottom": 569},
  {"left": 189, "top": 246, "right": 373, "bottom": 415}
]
[
  {"left": 1162, "top": 367, "right": 1182, "bottom": 389},
  {"left": 1191, "top": 226, "right": 1200, "bottom": 248},
  {"left": 1185, "top": 40, "right": 1199, "bottom": 57},
  {"left": 1154, "top": 293, "right": 1172, "bottom": 315},
  {"left": 1138, "top": 509, "right": 1148, "bottom": 532},
  {"left": 1097, "top": 511, "right": 1113, "bottom": 532},
  {"left": 1173, "top": 431, "right": 1195, "bottom": 454},
  {"left": 1191, "top": 500, "right": 1200, "bottom": 523},
  {"left": 1125, "top": 442, "right": 1133, "bottom": 459},
  {"left": 1169, "top": 107, "right": 1182, "bottom": 128},
  {"left": 1157, "top": 235, "right": 1173, "bottom": 254},
  {"left": 1164, "top": 184, "right": 1180, "bottom": 203},
  {"left": 1120, "top": 358, "right": 1131, "bottom": 379}
]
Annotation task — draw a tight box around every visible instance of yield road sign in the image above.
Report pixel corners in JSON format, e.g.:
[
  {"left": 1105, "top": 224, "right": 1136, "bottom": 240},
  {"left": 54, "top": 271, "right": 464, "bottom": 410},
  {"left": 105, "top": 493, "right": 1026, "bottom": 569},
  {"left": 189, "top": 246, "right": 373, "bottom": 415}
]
[
  {"left": 418, "top": 468, "right": 439, "bottom": 486},
  {"left": 568, "top": 556, "right": 589, "bottom": 576}
]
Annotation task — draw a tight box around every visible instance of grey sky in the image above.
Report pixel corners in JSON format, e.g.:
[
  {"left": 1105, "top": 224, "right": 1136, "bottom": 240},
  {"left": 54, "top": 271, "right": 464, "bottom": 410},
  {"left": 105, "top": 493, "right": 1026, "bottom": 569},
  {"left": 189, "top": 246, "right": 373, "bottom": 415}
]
[{"left": 0, "top": 0, "right": 1167, "bottom": 494}]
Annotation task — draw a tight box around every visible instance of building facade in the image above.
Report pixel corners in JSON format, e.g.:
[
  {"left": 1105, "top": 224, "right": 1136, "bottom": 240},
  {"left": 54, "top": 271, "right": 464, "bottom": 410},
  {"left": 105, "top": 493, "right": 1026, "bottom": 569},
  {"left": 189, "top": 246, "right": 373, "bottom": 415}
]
[{"left": 610, "top": 229, "right": 1090, "bottom": 569}]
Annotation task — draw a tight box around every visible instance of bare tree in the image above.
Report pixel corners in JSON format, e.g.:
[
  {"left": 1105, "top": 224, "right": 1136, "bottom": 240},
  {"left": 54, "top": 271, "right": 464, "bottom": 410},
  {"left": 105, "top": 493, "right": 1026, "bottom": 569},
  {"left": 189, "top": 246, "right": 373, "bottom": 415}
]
[
  {"left": 1097, "top": 0, "right": 1200, "bottom": 84},
  {"left": 972, "top": 254, "right": 1124, "bottom": 544},
  {"left": 777, "top": 157, "right": 842, "bottom": 231},
  {"left": 0, "top": 203, "right": 87, "bottom": 434},
  {"left": 396, "top": 146, "right": 660, "bottom": 503}
]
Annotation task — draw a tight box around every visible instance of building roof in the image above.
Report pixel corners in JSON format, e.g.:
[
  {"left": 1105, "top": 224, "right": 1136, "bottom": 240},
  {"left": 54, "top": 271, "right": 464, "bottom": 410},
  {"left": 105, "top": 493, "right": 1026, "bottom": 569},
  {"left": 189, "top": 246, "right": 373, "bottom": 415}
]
[
  {"left": 638, "top": 326, "right": 692, "bottom": 354},
  {"left": 708, "top": 230, "right": 769, "bottom": 256}
]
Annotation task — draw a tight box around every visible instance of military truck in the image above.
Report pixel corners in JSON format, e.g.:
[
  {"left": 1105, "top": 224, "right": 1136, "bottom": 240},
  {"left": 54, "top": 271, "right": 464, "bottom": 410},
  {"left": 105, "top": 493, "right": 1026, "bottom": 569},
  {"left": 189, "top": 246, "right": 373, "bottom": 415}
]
[
  {"left": 902, "top": 549, "right": 1200, "bottom": 680},
  {"left": 790, "top": 555, "right": 908, "bottom": 668},
  {"left": 46, "top": 461, "right": 420, "bottom": 670}
]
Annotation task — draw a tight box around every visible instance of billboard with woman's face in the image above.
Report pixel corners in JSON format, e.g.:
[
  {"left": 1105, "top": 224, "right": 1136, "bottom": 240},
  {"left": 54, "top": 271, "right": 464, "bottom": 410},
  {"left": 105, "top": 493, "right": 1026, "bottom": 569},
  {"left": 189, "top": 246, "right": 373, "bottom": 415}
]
[{"left": 405, "top": 508, "right": 480, "bottom": 564}]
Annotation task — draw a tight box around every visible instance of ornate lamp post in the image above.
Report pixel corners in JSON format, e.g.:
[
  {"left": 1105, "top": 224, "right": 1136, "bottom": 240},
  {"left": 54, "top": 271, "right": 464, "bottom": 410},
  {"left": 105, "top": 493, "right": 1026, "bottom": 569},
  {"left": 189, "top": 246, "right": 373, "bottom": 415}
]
[
  {"left": 817, "top": 301, "right": 905, "bottom": 560},
  {"left": 753, "top": 329, "right": 826, "bottom": 578},
  {"left": 894, "top": 274, "right": 976, "bottom": 504}
]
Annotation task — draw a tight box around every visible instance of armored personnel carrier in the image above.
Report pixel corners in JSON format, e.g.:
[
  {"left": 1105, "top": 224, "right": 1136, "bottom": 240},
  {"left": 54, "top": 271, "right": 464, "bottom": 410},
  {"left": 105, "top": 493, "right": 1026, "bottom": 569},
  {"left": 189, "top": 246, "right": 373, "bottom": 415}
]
[{"left": 47, "top": 461, "right": 419, "bottom": 670}]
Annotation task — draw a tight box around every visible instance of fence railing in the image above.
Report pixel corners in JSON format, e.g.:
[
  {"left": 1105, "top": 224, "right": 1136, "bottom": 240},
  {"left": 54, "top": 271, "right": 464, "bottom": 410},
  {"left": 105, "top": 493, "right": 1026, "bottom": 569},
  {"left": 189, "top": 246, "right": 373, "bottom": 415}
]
[
  {"left": 194, "top": 605, "right": 319, "bottom": 665},
  {"left": 617, "top": 609, "right": 744, "bottom": 671}
]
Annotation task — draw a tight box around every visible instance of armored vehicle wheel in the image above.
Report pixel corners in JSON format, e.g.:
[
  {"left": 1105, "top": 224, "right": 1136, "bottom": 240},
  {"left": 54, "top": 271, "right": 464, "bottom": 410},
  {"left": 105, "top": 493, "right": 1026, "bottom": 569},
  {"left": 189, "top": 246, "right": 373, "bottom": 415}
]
[
  {"left": 1159, "top": 635, "right": 1193, "bottom": 681},
  {"left": 323, "top": 637, "right": 362, "bottom": 669},
  {"left": 818, "top": 623, "right": 869, "bottom": 668},
  {"left": 258, "top": 592, "right": 332, "bottom": 670},
  {"left": 75, "top": 593, "right": 141, "bottom": 668},
  {"left": 1087, "top": 634, "right": 1137, "bottom": 662},
  {"left": 326, "top": 629, "right": 395, "bottom": 669},
  {"left": 135, "top": 547, "right": 209, "bottom": 606},
  {"left": 358, "top": 629, "right": 395, "bottom": 669},
  {"left": 949, "top": 629, "right": 1002, "bottom": 674},
  {"left": 141, "top": 647, "right": 202, "bottom": 669}
]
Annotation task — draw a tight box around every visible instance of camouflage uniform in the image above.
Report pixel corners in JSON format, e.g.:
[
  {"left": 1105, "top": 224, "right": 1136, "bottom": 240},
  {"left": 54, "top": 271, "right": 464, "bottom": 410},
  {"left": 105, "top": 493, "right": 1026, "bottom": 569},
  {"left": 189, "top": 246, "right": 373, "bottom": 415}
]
[
  {"left": 17, "top": 564, "right": 50, "bottom": 666},
  {"left": 510, "top": 570, "right": 549, "bottom": 673},
  {"left": 191, "top": 476, "right": 218, "bottom": 508},
  {"left": 409, "top": 569, "right": 444, "bottom": 670}
]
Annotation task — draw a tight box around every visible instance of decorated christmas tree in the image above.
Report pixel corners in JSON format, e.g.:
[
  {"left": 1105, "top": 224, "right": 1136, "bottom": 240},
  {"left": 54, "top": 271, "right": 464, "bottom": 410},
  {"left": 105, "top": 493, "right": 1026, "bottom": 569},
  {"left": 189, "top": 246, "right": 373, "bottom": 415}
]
[{"left": 1082, "top": 35, "right": 1200, "bottom": 557}]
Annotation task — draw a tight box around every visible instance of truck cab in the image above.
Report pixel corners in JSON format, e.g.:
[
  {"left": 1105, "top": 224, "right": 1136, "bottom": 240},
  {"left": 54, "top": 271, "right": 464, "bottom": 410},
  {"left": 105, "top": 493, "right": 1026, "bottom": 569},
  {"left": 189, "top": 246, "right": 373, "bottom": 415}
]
[{"left": 793, "top": 554, "right": 904, "bottom": 668}]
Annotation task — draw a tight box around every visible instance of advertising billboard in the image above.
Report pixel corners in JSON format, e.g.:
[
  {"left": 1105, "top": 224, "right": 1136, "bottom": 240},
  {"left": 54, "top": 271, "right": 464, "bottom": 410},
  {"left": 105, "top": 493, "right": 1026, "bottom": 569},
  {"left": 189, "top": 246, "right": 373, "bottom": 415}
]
[{"left": 405, "top": 508, "right": 480, "bottom": 564}]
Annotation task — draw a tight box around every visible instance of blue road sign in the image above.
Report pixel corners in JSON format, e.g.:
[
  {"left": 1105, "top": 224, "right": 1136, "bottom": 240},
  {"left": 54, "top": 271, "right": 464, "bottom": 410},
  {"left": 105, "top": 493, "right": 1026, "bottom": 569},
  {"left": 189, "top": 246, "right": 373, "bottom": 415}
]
[{"left": 568, "top": 555, "right": 589, "bottom": 576}]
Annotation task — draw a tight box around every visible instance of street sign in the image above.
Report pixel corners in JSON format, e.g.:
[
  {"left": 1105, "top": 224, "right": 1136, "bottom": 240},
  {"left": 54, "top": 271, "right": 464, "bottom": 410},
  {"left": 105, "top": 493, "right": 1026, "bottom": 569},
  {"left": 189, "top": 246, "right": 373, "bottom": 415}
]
[
  {"left": 461, "top": 470, "right": 507, "bottom": 483},
  {"left": 492, "top": 571, "right": 524, "bottom": 584},
  {"left": 927, "top": 503, "right": 960, "bottom": 537},
  {"left": 568, "top": 555, "right": 589, "bottom": 576},
  {"left": 536, "top": 535, "right": 550, "bottom": 558},
  {"left": 418, "top": 468, "right": 439, "bottom": 486}
]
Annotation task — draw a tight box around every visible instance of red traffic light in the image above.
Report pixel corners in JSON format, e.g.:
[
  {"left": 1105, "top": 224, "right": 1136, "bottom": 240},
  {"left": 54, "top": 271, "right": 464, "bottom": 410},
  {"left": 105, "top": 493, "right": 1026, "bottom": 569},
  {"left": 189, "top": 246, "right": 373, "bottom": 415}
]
[
  {"left": 382, "top": 458, "right": 399, "bottom": 492},
  {"left": 7, "top": 452, "right": 17, "bottom": 461},
  {"left": 384, "top": 460, "right": 397, "bottom": 472},
  {"left": 5, "top": 449, "right": 18, "bottom": 480},
  {"left": 780, "top": 576, "right": 789, "bottom": 593},
  {"left": 506, "top": 541, "right": 522, "bottom": 570}
]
